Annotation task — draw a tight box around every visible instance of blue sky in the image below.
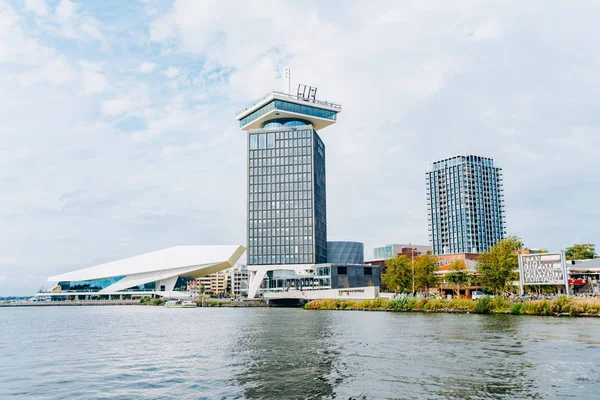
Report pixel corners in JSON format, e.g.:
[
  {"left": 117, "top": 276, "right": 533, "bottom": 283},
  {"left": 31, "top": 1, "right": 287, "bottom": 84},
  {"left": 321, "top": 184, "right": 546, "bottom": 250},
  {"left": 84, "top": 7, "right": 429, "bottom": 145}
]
[{"left": 1, "top": 0, "right": 599, "bottom": 295}]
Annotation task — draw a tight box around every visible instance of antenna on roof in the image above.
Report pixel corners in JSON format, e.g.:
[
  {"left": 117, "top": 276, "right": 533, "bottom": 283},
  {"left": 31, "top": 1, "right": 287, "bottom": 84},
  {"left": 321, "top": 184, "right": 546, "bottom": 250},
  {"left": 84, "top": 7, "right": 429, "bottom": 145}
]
[{"left": 284, "top": 67, "right": 291, "bottom": 94}]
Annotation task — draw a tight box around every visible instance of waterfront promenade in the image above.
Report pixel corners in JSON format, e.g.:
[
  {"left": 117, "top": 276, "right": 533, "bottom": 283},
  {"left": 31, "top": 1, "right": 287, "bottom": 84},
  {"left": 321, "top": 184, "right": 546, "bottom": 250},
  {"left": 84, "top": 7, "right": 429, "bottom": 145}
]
[{"left": 0, "top": 300, "right": 141, "bottom": 307}]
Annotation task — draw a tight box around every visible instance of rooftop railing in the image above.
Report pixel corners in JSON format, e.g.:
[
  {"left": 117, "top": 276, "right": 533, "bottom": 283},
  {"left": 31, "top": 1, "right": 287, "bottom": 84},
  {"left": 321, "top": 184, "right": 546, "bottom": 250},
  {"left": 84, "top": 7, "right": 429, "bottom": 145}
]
[{"left": 236, "top": 90, "right": 342, "bottom": 117}]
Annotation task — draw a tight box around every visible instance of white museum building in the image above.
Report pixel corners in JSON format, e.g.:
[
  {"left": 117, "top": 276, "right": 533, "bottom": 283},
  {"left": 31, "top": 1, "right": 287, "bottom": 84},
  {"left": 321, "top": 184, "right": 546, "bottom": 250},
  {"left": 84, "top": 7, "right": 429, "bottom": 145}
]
[{"left": 37, "top": 245, "right": 245, "bottom": 300}]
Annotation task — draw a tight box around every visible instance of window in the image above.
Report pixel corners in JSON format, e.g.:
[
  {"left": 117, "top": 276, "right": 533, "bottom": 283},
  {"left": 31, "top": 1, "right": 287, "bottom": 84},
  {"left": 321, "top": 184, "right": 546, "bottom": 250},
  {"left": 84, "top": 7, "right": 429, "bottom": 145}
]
[
  {"left": 337, "top": 266, "right": 347, "bottom": 275},
  {"left": 364, "top": 267, "right": 372, "bottom": 275},
  {"left": 267, "top": 133, "right": 275, "bottom": 148},
  {"left": 259, "top": 134, "right": 266, "bottom": 149},
  {"left": 250, "top": 134, "right": 257, "bottom": 150}
]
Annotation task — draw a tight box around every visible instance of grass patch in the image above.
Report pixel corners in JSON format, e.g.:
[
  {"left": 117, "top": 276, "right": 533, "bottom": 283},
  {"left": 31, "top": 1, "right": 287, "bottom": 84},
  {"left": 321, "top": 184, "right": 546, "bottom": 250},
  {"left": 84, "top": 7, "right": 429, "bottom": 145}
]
[{"left": 305, "top": 296, "right": 600, "bottom": 316}]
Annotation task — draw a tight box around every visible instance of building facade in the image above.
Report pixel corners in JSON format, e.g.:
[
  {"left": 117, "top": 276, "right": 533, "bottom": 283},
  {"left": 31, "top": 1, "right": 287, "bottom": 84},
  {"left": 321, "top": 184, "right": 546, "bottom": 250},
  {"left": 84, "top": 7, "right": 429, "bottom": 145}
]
[
  {"left": 237, "top": 89, "right": 341, "bottom": 267},
  {"left": 372, "top": 244, "right": 432, "bottom": 260},
  {"left": 229, "top": 264, "right": 249, "bottom": 298},
  {"left": 38, "top": 245, "right": 245, "bottom": 300},
  {"left": 426, "top": 155, "right": 506, "bottom": 255},
  {"left": 188, "top": 272, "right": 229, "bottom": 295},
  {"left": 327, "top": 241, "right": 364, "bottom": 264}
]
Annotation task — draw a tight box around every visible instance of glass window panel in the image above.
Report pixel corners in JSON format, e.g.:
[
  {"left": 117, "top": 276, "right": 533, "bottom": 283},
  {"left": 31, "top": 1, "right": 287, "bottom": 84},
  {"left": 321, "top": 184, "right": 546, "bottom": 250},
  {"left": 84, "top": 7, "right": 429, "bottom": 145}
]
[{"left": 259, "top": 134, "right": 266, "bottom": 149}]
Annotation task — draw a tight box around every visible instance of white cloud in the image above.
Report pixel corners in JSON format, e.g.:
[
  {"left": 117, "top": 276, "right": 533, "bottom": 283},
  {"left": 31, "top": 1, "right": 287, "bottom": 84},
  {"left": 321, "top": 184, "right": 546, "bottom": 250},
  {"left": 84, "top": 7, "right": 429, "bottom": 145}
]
[
  {"left": 0, "top": 2, "right": 54, "bottom": 64},
  {"left": 24, "top": 0, "right": 49, "bottom": 17},
  {"left": 164, "top": 66, "right": 180, "bottom": 78},
  {"left": 140, "top": 62, "right": 157, "bottom": 73},
  {"left": 79, "top": 60, "right": 108, "bottom": 94},
  {"left": 55, "top": 0, "right": 77, "bottom": 21},
  {"left": 2, "top": 1, "right": 600, "bottom": 296},
  {"left": 18, "top": 55, "right": 73, "bottom": 87},
  {"left": 101, "top": 96, "right": 132, "bottom": 116}
]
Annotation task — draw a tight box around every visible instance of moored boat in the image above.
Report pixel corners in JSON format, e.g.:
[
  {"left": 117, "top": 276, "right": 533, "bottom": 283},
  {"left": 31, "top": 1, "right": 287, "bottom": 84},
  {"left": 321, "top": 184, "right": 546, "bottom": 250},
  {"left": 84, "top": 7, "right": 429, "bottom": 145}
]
[{"left": 165, "top": 300, "right": 197, "bottom": 308}]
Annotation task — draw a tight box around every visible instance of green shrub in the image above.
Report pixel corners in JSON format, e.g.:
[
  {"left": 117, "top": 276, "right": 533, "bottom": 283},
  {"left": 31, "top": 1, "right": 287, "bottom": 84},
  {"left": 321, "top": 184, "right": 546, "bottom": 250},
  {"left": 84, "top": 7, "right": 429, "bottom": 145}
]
[
  {"left": 423, "top": 298, "right": 446, "bottom": 311},
  {"left": 151, "top": 298, "right": 164, "bottom": 306},
  {"left": 387, "top": 299, "right": 405, "bottom": 310},
  {"left": 551, "top": 296, "right": 569, "bottom": 314},
  {"left": 474, "top": 296, "right": 491, "bottom": 314},
  {"left": 510, "top": 303, "right": 522, "bottom": 315}
]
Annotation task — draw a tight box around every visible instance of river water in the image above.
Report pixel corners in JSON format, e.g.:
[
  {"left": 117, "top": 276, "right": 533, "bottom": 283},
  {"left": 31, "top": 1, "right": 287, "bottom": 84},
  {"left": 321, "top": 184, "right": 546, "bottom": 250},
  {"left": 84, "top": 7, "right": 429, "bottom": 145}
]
[{"left": 0, "top": 307, "right": 598, "bottom": 399}]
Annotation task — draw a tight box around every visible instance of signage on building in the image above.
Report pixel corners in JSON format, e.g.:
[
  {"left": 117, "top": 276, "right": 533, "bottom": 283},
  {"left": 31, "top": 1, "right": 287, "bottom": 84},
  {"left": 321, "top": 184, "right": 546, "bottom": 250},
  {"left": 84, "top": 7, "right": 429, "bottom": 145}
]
[{"left": 518, "top": 252, "right": 569, "bottom": 295}]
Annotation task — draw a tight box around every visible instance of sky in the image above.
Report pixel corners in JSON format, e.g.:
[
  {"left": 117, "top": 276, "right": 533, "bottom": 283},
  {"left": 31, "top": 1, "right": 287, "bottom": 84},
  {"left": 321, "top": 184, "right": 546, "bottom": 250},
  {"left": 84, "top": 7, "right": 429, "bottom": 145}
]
[{"left": 1, "top": 0, "right": 599, "bottom": 296}]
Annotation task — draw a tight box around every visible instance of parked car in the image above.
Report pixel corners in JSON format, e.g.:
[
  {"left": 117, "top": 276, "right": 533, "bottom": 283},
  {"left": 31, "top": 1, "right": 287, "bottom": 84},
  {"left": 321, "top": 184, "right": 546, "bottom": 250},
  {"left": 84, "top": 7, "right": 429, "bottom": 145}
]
[{"left": 471, "top": 291, "right": 485, "bottom": 300}]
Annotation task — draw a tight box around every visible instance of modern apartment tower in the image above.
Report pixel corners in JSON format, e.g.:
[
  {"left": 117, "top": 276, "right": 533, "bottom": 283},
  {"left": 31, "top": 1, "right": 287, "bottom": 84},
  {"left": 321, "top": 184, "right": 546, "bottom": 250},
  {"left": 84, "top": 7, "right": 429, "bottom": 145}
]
[
  {"left": 235, "top": 76, "right": 341, "bottom": 267},
  {"left": 426, "top": 155, "right": 506, "bottom": 255}
]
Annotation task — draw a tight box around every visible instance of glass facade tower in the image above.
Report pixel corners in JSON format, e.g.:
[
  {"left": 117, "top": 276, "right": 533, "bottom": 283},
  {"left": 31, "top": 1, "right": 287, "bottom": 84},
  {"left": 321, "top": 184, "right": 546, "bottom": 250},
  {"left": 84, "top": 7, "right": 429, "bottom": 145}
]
[
  {"left": 236, "top": 90, "right": 341, "bottom": 266},
  {"left": 426, "top": 155, "right": 506, "bottom": 255}
]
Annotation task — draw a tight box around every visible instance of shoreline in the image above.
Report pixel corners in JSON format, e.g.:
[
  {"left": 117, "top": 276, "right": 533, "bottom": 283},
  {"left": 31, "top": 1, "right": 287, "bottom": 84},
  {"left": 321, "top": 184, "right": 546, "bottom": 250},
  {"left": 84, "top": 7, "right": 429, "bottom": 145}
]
[
  {"left": 304, "top": 297, "right": 600, "bottom": 317},
  {"left": 0, "top": 299, "right": 268, "bottom": 308}
]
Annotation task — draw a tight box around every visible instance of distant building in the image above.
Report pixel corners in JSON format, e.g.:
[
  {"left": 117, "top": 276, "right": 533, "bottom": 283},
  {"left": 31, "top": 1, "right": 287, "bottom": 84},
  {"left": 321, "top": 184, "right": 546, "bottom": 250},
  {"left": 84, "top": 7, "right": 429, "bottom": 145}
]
[
  {"left": 38, "top": 245, "right": 245, "bottom": 300},
  {"left": 188, "top": 271, "right": 230, "bottom": 296},
  {"left": 327, "top": 241, "right": 364, "bottom": 264},
  {"left": 372, "top": 244, "right": 431, "bottom": 261},
  {"left": 434, "top": 253, "right": 479, "bottom": 267},
  {"left": 426, "top": 154, "right": 506, "bottom": 255},
  {"left": 229, "top": 264, "right": 249, "bottom": 298}
]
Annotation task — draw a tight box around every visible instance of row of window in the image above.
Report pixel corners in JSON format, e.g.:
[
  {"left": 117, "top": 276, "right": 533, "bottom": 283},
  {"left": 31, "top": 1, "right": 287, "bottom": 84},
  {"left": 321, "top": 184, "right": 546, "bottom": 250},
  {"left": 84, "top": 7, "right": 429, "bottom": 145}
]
[
  {"left": 248, "top": 217, "right": 313, "bottom": 229},
  {"left": 249, "top": 254, "right": 313, "bottom": 265},
  {"left": 249, "top": 190, "right": 311, "bottom": 204},
  {"left": 249, "top": 226, "right": 312, "bottom": 238},
  {"left": 249, "top": 199, "right": 312, "bottom": 211},
  {"left": 250, "top": 172, "right": 311, "bottom": 184},
  {"left": 250, "top": 236, "right": 313, "bottom": 246},
  {"left": 250, "top": 146, "right": 312, "bottom": 161},
  {"left": 273, "top": 100, "right": 337, "bottom": 121},
  {"left": 250, "top": 210, "right": 312, "bottom": 221},
  {"left": 250, "top": 244, "right": 314, "bottom": 256},
  {"left": 249, "top": 130, "right": 313, "bottom": 150},
  {"left": 250, "top": 156, "right": 313, "bottom": 168},
  {"left": 249, "top": 183, "right": 312, "bottom": 194}
]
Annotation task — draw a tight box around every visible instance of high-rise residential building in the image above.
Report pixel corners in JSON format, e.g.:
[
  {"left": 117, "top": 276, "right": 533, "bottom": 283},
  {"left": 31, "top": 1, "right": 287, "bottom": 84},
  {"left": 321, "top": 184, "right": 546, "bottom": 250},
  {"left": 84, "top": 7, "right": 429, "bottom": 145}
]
[
  {"left": 426, "top": 154, "right": 506, "bottom": 255},
  {"left": 236, "top": 81, "right": 341, "bottom": 267}
]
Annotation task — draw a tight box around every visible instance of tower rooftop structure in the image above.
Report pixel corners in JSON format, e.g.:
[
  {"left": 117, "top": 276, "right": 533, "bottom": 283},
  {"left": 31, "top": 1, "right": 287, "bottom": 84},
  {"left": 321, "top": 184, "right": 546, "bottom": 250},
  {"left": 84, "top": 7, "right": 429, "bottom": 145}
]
[{"left": 235, "top": 90, "right": 342, "bottom": 131}]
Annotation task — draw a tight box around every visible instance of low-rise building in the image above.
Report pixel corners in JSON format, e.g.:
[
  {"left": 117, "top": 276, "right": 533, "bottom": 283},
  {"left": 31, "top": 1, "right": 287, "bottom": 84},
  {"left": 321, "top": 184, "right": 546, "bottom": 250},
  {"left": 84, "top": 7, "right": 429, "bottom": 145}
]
[
  {"left": 188, "top": 271, "right": 230, "bottom": 296},
  {"left": 229, "top": 264, "right": 249, "bottom": 298},
  {"left": 371, "top": 244, "right": 431, "bottom": 261},
  {"left": 37, "top": 245, "right": 245, "bottom": 301}
]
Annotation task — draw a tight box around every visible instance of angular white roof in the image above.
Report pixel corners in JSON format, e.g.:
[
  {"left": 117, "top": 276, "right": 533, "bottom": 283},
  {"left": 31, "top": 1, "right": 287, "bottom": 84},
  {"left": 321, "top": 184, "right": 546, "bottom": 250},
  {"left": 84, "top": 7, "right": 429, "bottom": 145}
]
[{"left": 48, "top": 245, "right": 245, "bottom": 282}]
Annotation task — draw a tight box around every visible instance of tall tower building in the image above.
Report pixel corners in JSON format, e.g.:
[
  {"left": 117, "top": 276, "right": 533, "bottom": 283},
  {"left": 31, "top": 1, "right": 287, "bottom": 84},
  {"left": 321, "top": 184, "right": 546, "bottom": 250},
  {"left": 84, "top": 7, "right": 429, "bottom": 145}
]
[
  {"left": 426, "top": 155, "right": 506, "bottom": 255},
  {"left": 235, "top": 80, "right": 341, "bottom": 267}
]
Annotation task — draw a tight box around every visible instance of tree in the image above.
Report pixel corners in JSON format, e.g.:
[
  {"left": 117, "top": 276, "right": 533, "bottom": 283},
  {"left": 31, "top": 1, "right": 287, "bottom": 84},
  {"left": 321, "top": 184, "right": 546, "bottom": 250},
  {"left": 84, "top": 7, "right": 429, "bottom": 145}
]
[
  {"left": 382, "top": 254, "right": 412, "bottom": 295},
  {"left": 414, "top": 254, "right": 439, "bottom": 293},
  {"left": 446, "top": 260, "right": 470, "bottom": 297},
  {"left": 565, "top": 244, "right": 596, "bottom": 260},
  {"left": 476, "top": 236, "right": 523, "bottom": 295}
]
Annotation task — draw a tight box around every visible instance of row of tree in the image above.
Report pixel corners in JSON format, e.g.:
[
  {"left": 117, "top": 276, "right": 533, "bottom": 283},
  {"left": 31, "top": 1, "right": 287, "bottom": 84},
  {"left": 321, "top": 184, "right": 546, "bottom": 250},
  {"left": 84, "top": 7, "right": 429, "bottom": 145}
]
[{"left": 381, "top": 238, "right": 596, "bottom": 295}]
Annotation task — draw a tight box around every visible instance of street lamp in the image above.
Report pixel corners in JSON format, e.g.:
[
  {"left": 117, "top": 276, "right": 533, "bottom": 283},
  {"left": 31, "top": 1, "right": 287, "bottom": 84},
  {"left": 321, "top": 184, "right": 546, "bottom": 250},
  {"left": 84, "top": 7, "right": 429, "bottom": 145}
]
[{"left": 410, "top": 244, "right": 416, "bottom": 296}]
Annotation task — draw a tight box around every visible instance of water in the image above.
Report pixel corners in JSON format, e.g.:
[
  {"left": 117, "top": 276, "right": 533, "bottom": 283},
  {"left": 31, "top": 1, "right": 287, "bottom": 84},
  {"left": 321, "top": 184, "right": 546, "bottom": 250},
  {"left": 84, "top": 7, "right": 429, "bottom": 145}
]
[{"left": 0, "top": 307, "right": 599, "bottom": 399}]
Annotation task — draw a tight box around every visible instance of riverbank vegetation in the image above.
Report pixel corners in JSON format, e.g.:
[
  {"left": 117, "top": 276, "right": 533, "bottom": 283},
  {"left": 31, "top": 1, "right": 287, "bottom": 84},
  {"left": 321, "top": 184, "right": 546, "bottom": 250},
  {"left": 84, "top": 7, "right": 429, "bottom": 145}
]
[{"left": 304, "top": 296, "right": 600, "bottom": 316}]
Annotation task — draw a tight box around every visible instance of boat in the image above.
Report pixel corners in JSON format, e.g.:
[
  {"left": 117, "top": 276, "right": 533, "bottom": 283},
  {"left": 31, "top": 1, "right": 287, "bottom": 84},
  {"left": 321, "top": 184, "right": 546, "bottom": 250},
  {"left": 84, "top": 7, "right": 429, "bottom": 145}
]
[{"left": 165, "top": 300, "right": 197, "bottom": 308}]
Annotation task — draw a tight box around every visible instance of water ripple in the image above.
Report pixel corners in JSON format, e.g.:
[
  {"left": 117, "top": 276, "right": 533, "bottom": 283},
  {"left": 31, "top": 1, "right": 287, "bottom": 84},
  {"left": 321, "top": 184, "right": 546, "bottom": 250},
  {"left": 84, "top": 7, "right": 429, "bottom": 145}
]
[{"left": 0, "top": 308, "right": 598, "bottom": 399}]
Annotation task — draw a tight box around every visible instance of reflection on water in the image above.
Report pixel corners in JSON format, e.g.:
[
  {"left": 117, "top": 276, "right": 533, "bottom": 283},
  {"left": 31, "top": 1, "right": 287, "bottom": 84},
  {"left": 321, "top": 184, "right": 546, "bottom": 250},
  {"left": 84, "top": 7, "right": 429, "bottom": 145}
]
[
  {"left": 0, "top": 307, "right": 598, "bottom": 399},
  {"left": 231, "top": 309, "right": 339, "bottom": 399}
]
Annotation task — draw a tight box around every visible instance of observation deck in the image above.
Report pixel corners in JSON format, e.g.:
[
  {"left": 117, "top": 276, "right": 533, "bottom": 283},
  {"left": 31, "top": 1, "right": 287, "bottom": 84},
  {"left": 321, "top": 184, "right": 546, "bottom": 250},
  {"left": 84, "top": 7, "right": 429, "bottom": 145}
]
[{"left": 235, "top": 90, "right": 342, "bottom": 131}]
